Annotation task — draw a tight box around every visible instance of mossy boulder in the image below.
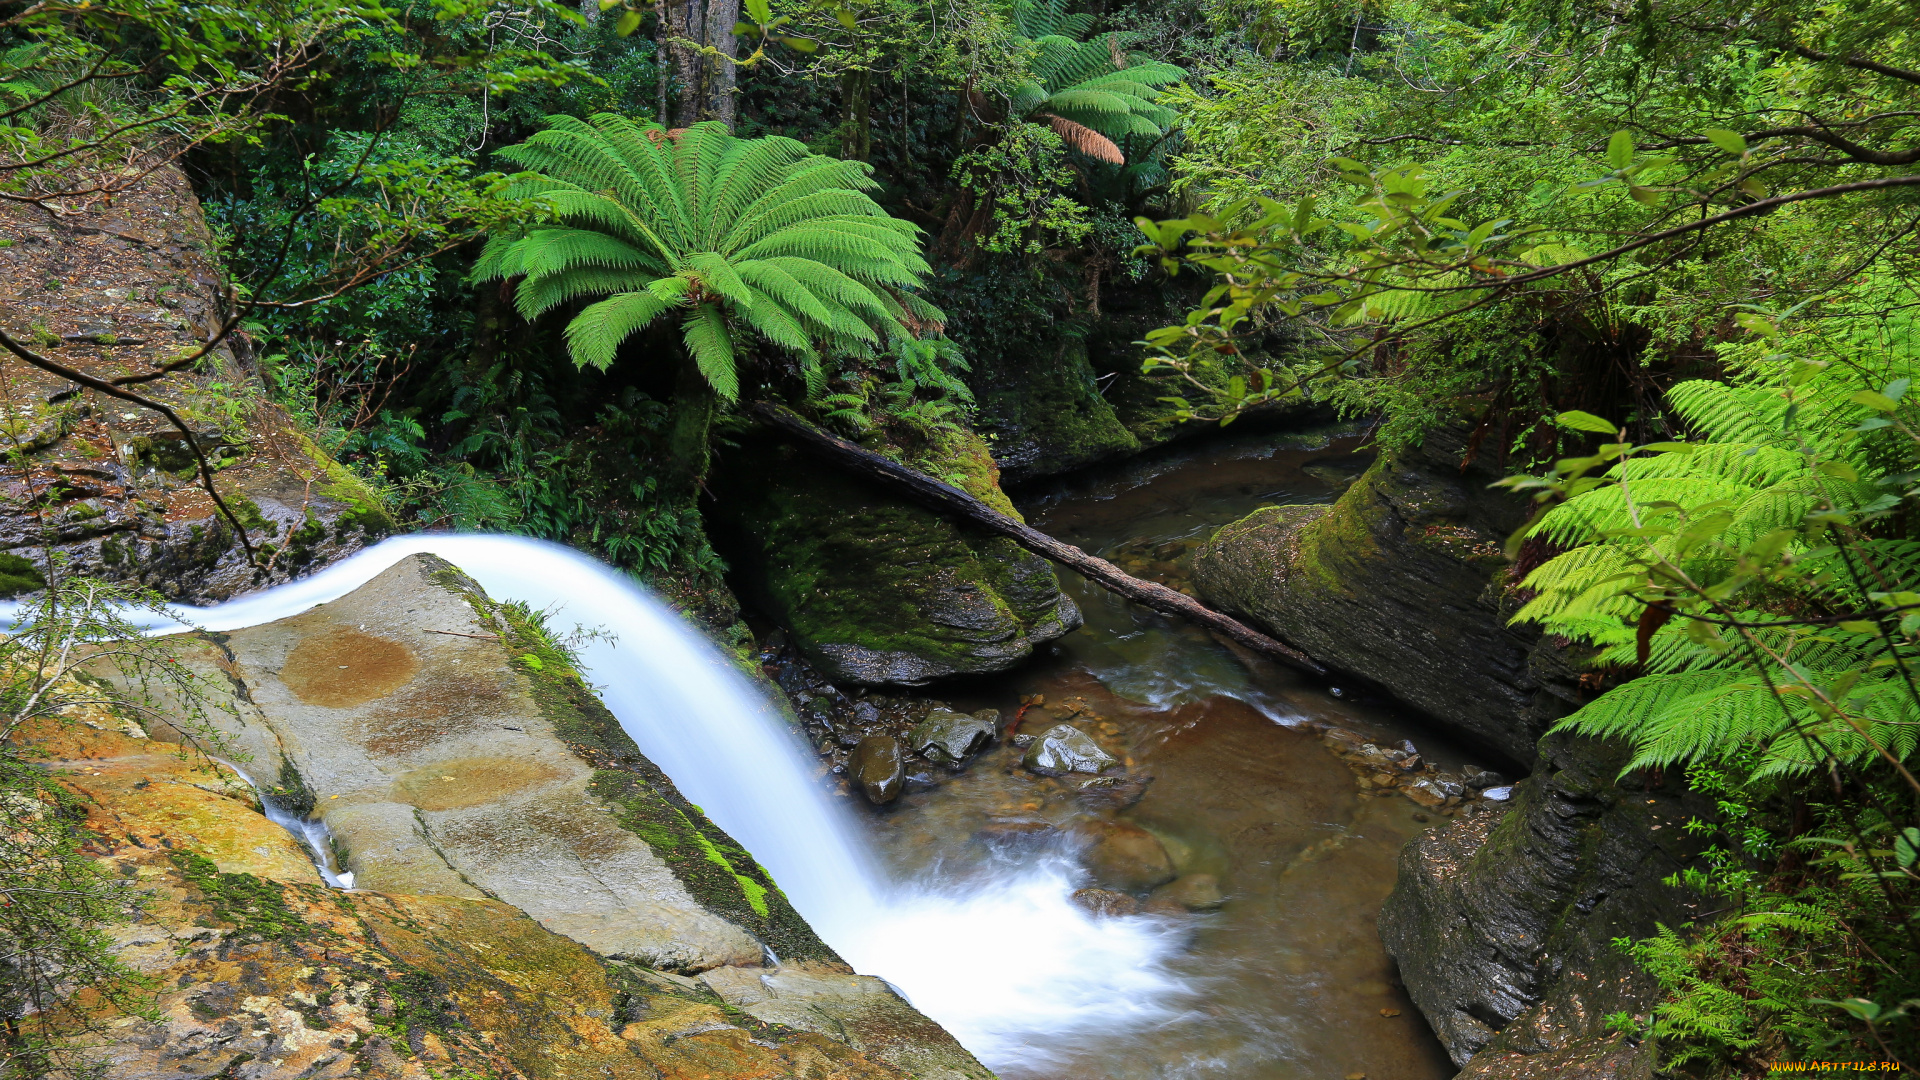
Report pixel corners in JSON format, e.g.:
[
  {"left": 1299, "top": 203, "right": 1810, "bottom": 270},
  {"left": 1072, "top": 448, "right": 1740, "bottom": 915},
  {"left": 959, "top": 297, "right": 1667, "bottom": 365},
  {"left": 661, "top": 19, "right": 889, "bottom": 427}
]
[
  {"left": 711, "top": 432, "right": 1081, "bottom": 686},
  {"left": 968, "top": 334, "right": 1140, "bottom": 482},
  {"left": 1191, "top": 424, "right": 1580, "bottom": 765}
]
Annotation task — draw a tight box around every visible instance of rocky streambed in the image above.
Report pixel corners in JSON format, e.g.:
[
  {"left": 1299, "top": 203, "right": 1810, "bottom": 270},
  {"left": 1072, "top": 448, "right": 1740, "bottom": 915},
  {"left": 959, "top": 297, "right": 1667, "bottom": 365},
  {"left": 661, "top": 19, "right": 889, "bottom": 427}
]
[{"left": 757, "top": 426, "right": 1523, "bottom": 1079}]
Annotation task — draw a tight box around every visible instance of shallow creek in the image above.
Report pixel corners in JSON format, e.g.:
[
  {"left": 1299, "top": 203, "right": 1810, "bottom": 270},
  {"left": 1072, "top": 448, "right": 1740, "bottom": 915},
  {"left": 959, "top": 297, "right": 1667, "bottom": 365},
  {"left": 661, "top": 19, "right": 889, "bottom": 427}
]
[{"left": 857, "top": 428, "right": 1463, "bottom": 1080}]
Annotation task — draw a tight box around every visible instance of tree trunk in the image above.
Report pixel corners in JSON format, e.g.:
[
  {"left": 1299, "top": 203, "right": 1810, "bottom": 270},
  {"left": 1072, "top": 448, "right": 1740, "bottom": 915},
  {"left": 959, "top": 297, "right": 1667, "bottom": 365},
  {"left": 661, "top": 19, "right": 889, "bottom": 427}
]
[
  {"left": 747, "top": 403, "right": 1328, "bottom": 675},
  {"left": 705, "top": 0, "right": 739, "bottom": 127},
  {"left": 839, "top": 67, "right": 871, "bottom": 160},
  {"left": 667, "top": 354, "right": 719, "bottom": 499},
  {"left": 662, "top": 0, "right": 703, "bottom": 126}
]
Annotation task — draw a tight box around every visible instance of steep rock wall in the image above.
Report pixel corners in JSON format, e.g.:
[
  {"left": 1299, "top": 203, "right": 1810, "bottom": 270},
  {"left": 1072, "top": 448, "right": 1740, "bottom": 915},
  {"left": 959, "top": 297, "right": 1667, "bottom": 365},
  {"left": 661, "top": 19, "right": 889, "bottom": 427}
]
[
  {"left": 1378, "top": 733, "right": 1711, "bottom": 1077},
  {"left": 1191, "top": 424, "right": 1577, "bottom": 765},
  {"left": 0, "top": 167, "right": 391, "bottom": 602},
  {"left": 1189, "top": 423, "right": 1709, "bottom": 1079}
]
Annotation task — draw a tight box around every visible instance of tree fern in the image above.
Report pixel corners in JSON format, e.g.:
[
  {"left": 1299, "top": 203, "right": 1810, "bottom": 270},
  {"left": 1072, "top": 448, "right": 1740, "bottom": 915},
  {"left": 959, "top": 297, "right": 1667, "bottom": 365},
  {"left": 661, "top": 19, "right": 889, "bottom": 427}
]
[
  {"left": 1006, "top": 0, "right": 1185, "bottom": 165},
  {"left": 1508, "top": 330, "right": 1919, "bottom": 779},
  {"left": 476, "top": 115, "right": 941, "bottom": 400}
]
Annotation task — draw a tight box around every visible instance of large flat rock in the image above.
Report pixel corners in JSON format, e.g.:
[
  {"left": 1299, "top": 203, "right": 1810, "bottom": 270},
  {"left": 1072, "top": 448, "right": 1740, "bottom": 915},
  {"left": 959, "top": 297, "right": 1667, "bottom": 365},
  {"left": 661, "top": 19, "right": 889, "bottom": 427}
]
[{"left": 184, "top": 554, "right": 766, "bottom": 971}]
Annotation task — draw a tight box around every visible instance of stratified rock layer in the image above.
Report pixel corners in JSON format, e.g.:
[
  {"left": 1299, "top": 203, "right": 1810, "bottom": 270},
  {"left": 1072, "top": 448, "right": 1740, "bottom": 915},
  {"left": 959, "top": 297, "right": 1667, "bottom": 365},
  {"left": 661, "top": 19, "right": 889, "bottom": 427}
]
[
  {"left": 712, "top": 431, "right": 1080, "bottom": 685},
  {"left": 1192, "top": 424, "right": 1579, "bottom": 765},
  {"left": 0, "top": 166, "right": 391, "bottom": 602},
  {"left": 1378, "top": 733, "right": 1710, "bottom": 1077}
]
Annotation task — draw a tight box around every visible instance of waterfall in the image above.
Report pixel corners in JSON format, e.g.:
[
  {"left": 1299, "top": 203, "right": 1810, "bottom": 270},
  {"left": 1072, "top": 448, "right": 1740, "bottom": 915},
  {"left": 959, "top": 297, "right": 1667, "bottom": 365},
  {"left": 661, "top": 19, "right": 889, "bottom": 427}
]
[{"left": 47, "top": 536, "right": 1193, "bottom": 1073}]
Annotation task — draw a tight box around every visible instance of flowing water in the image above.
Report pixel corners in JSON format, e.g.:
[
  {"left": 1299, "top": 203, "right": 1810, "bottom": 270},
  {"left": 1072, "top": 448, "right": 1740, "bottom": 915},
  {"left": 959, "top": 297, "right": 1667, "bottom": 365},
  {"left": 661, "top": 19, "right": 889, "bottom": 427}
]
[
  {"left": 24, "top": 425, "right": 1466, "bottom": 1080},
  {"left": 841, "top": 427, "right": 1463, "bottom": 1079}
]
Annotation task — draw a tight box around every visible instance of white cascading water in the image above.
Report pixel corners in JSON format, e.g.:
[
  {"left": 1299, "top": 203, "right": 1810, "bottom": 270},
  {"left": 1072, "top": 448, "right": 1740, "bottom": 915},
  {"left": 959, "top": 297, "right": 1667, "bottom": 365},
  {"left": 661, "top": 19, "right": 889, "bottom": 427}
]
[{"left": 98, "top": 534, "right": 1191, "bottom": 1072}]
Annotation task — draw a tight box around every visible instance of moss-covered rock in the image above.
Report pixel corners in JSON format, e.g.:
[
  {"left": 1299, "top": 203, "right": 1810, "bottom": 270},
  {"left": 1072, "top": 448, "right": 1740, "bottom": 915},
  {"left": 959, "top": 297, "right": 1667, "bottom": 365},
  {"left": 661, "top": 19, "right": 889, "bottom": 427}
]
[
  {"left": 1191, "top": 423, "right": 1580, "bottom": 765},
  {"left": 970, "top": 334, "right": 1140, "bottom": 482},
  {"left": 712, "top": 431, "right": 1081, "bottom": 686}
]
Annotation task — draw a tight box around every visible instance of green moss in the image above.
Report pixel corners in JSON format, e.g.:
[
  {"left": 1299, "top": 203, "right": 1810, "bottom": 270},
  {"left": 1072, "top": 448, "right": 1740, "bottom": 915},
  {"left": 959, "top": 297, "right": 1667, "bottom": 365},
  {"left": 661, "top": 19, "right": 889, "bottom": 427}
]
[
  {"left": 0, "top": 552, "right": 45, "bottom": 597},
  {"left": 169, "top": 850, "right": 313, "bottom": 942},
  {"left": 711, "top": 441, "right": 1071, "bottom": 677},
  {"left": 290, "top": 430, "right": 395, "bottom": 537},
  {"left": 972, "top": 334, "right": 1139, "bottom": 471}
]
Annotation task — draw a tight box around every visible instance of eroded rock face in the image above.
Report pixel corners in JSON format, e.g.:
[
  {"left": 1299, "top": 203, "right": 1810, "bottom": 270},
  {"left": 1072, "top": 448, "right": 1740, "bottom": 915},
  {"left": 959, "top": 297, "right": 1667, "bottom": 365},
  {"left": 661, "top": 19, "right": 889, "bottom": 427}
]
[
  {"left": 0, "top": 166, "right": 391, "bottom": 603},
  {"left": 712, "top": 433, "right": 1080, "bottom": 686},
  {"left": 1191, "top": 424, "right": 1582, "bottom": 766},
  {"left": 1378, "top": 733, "right": 1710, "bottom": 1073},
  {"left": 167, "top": 554, "right": 783, "bottom": 972},
  {"left": 34, "top": 700, "right": 928, "bottom": 1080}
]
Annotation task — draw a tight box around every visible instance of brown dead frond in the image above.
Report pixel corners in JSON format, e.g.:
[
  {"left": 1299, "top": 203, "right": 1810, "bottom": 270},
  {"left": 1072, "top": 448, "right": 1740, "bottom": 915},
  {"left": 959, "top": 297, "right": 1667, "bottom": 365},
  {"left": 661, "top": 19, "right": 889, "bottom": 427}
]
[{"left": 1045, "top": 115, "right": 1124, "bottom": 164}]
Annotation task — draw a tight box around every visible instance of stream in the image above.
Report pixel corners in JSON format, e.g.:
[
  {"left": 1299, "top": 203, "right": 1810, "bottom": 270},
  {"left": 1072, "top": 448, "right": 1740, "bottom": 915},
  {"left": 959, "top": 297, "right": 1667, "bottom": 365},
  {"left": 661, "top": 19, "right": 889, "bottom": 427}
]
[
  {"left": 841, "top": 426, "right": 1462, "bottom": 1079},
  {"left": 37, "top": 425, "right": 1472, "bottom": 1080}
]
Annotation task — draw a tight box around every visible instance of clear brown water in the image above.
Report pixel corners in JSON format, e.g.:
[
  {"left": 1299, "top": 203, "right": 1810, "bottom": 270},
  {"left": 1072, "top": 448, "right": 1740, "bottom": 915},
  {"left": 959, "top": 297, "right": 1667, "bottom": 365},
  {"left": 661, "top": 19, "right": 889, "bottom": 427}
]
[{"left": 858, "top": 427, "right": 1463, "bottom": 1080}]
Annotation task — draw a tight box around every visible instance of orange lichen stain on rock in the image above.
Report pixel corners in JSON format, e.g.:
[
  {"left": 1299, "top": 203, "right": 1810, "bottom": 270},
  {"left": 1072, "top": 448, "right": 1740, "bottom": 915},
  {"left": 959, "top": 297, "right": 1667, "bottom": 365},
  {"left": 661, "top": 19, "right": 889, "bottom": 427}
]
[
  {"left": 19, "top": 714, "right": 321, "bottom": 883},
  {"left": 388, "top": 757, "right": 566, "bottom": 811},
  {"left": 282, "top": 625, "right": 420, "bottom": 707}
]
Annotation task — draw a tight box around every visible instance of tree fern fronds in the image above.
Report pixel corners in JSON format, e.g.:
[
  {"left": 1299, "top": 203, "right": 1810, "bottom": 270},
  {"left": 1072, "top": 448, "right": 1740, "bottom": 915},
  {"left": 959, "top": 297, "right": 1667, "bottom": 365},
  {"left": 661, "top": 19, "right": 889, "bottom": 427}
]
[
  {"left": 1613, "top": 443, "right": 1809, "bottom": 488},
  {"left": 514, "top": 267, "right": 652, "bottom": 321},
  {"left": 735, "top": 259, "right": 837, "bottom": 326},
  {"left": 735, "top": 284, "right": 817, "bottom": 359},
  {"left": 563, "top": 291, "right": 674, "bottom": 370},
  {"left": 483, "top": 115, "right": 941, "bottom": 397},
  {"left": 682, "top": 305, "right": 739, "bottom": 401}
]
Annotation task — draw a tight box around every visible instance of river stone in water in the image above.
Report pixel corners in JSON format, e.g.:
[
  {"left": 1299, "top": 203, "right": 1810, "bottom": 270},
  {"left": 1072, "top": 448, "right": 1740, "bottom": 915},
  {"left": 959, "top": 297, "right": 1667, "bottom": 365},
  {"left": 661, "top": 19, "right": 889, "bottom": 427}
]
[
  {"left": 1022, "top": 723, "right": 1118, "bottom": 776},
  {"left": 1075, "top": 820, "right": 1175, "bottom": 892},
  {"left": 910, "top": 708, "right": 998, "bottom": 767},
  {"left": 852, "top": 735, "right": 905, "bottom": 804},
  {"left": 1146, "top": 873, "right": 1225, "bottom": 913}
]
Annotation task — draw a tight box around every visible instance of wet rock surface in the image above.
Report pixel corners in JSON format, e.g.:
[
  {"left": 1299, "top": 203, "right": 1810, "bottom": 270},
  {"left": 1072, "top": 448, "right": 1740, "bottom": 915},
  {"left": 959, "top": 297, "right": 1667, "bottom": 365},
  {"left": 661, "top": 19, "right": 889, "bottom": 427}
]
[
  {"left": 1379, "top": 733, "right": 1711, "bottom": 1073},
  {"left": 851, "top": 736, "right": 906, "bottom": 804},
  {"left": 1022, "top": 722, "right": 1121, "bottom": 775},
  {"left": 0, "top": 166, "right": 391, "bottom": 603},
  {"left": 909, "top": 707, "right": 998, "bottom": 766},
  {"left": 1192, "top": 424, "right": 1585, "bottom": 765}
]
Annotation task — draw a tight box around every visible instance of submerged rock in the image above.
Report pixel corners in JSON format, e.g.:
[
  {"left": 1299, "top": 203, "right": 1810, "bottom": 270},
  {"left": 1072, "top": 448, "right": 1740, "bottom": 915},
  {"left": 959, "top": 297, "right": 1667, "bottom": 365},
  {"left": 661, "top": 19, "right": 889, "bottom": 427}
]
[
  {"left": 909, "top": 708, "right": 998, "bottom": 768},
  {"left": 1075, "top": 820, "right": 1175, "bottom": 893},
  {"left": 851, "top": 736, "right": 906, "bottom": 804},
  {"left": 1076, "top": 773, "right": 1155, "bottom": 812},
  {"left": 974, "top": 819, "right": 1057, "bottom": 853},
  {"left": 1146, "top": 873, "right": 1225, "bottom": 913},
  {"left": 1021, "top": 724, "right": 1118, "bottom": 776}
]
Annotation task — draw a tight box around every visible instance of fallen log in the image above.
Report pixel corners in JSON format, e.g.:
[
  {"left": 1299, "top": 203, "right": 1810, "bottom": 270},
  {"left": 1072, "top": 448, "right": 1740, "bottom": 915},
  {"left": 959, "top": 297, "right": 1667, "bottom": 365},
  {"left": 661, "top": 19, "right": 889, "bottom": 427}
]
[{"left": 748, "top": 403, "right": 1328, "bottom": 678}]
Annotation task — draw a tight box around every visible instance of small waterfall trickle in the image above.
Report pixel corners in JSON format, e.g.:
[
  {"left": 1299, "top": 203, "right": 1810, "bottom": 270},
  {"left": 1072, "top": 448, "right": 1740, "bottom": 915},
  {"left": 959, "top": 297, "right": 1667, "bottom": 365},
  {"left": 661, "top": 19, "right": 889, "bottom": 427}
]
[{"left": 61, "top": 535, "right": 1193, "bottom": 1072}]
